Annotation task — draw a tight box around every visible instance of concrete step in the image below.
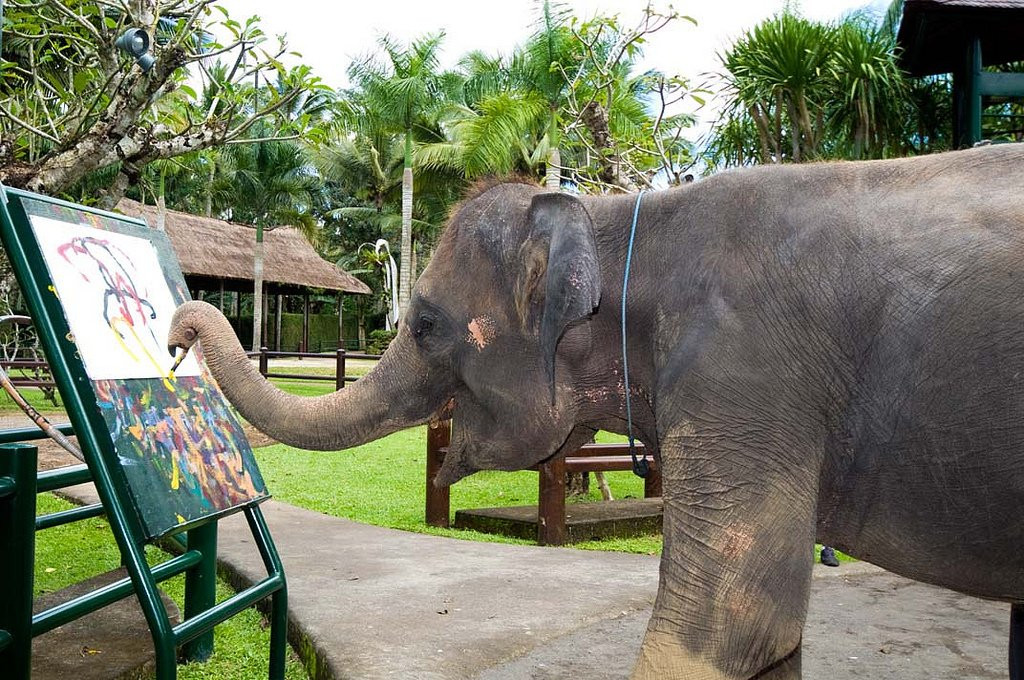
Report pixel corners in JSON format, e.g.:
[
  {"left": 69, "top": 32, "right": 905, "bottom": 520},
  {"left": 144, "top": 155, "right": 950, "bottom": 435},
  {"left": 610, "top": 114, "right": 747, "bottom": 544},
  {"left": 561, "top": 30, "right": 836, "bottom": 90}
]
[
  {"left": 32, "top": 568, "right": 179, "bottom": 680},
  {"left": 453, "top": 498, "right": 663, "bottom": 543}
]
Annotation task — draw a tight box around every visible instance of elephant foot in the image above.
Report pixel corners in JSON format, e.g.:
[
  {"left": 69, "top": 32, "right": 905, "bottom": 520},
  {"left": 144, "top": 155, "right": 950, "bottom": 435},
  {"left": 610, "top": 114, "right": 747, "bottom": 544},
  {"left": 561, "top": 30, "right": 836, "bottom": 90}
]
[{"left": 630, "top": 628, "right": 801, "bottom": 680}]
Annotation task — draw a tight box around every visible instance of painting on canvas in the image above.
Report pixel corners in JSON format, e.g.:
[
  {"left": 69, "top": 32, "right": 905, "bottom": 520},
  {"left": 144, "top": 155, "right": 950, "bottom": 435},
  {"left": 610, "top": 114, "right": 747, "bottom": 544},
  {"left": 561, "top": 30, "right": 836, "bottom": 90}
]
[
  {"left": 23, "top": 203, "right": 267, "bottom": 537},
  {"left": 31, "top": 214, "right": 200, "bottom": 380}
]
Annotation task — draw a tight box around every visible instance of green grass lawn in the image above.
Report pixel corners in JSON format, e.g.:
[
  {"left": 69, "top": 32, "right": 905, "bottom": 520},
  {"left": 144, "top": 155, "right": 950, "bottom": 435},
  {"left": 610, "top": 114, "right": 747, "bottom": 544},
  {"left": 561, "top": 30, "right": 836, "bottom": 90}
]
[
  {"left": 34, "top": 494, "right": 308, "bottom": 680},
  {"left": 256, "top": 426, "right": 663, "bottom": 555},
  {"left": 0, "top": 385, "right": 64, "bottom": 415}
]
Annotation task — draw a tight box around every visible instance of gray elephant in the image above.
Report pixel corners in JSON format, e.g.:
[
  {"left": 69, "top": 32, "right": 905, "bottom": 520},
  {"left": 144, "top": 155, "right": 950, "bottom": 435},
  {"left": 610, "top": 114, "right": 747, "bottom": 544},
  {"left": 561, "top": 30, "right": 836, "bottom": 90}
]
[{"left": 170, "top": 143, "right": 1024, "bottom": 679}]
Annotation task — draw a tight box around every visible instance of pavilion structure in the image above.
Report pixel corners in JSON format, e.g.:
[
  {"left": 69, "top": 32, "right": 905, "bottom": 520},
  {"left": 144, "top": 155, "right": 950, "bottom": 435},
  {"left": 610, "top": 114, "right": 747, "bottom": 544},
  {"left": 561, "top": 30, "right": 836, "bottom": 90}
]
[
  {"left": 117, "top": 199, "right": 370, "bottom": 352},
  {"left": 898, "top": 0, "right": 1024, "bottom": 147}
]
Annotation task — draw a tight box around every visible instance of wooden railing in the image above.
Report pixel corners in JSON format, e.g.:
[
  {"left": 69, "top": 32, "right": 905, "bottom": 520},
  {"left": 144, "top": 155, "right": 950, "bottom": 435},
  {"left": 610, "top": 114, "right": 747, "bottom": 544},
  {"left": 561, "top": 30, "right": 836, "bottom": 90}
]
[
  {"left": 0, "top": 359, "right": 56, "bottom": 389},
  {"left": 249, "top": 348, "right": 381, "bottom": 390}
]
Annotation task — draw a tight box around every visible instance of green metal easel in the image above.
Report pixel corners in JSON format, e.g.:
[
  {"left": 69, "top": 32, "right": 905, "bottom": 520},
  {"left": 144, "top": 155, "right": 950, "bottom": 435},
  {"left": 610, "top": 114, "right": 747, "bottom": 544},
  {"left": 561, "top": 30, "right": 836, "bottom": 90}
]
[{"left": 0, "top": 183, "right": 288, "bottom": 678}]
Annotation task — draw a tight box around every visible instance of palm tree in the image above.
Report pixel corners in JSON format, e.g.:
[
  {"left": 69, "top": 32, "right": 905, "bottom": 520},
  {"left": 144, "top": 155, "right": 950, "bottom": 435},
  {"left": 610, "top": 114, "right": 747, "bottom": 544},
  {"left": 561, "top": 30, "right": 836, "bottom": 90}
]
[
  {"left": 348, "top": 32, "right": 449, "bottom": 319},
  {"left": 216, "top": 132, "right": 322, "bottom": 350}
]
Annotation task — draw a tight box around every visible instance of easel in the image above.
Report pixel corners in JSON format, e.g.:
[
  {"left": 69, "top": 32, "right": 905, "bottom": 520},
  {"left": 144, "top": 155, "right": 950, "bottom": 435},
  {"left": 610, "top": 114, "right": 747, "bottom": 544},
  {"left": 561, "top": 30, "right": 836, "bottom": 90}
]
[{"left": 0, "top": 185, "right": 287, "bottom": 679}]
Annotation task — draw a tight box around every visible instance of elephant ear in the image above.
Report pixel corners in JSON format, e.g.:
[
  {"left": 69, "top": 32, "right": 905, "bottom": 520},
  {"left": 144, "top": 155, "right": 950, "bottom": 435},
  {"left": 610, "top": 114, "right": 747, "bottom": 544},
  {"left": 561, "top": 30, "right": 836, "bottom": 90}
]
[{"left": 520, "top": 192, "right": 601, "bottom": 398}]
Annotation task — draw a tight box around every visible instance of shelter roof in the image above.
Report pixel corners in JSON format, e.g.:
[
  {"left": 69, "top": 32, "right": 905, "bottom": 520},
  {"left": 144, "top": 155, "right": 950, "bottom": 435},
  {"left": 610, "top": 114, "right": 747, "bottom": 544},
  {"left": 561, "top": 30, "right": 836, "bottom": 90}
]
[
  {"left": 116, "top": 199, "right": 370, "bottom": 295},
  {"left": 898, "top": 0, "right": 1024, "bottom": 76}
]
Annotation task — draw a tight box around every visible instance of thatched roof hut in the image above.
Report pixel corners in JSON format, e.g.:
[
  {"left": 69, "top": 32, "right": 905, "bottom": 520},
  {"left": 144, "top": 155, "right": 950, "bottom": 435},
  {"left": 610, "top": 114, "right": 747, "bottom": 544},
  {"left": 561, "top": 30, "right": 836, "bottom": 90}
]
[{"left": 116, "top": 199, "right": 370, "bottom": 295}]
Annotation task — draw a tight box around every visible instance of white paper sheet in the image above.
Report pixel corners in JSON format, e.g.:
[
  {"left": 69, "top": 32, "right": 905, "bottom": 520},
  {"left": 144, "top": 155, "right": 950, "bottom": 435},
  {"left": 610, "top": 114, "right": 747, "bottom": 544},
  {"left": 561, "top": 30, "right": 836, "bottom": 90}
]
[{"left": 31, "top": 215, "right": 201, "bottom": 380}]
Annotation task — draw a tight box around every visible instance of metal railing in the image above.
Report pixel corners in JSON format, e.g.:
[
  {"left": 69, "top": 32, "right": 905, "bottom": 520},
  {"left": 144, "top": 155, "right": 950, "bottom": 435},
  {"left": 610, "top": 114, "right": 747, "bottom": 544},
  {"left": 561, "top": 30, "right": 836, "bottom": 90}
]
[{"left": 0, "top": 423, "right": 286, "bottom": 678}]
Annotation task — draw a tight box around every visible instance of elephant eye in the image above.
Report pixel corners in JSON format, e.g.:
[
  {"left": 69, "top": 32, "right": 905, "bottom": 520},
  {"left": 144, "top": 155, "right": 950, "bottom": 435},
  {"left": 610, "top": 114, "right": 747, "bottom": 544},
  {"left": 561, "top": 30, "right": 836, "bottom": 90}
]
[{"left": 415, "top": 314, "right": 435, "bottom": 337}]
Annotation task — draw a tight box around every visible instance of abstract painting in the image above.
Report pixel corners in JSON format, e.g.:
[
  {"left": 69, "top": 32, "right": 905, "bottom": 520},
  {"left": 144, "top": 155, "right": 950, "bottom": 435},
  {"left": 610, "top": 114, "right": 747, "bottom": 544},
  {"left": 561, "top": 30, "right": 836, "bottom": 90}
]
[
  {"left": 31, "top": 215, "right": 200, "bottom": 380},
  {"left": 25, "top": 203, "right": 267, "bottom": 538}
]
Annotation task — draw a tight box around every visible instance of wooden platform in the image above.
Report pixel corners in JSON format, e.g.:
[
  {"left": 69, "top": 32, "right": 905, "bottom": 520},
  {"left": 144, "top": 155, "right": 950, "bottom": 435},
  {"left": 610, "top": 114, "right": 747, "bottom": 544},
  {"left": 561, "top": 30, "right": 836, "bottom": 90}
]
[{"left": 453, "top": 498, "right": 663, "bottom": 544}]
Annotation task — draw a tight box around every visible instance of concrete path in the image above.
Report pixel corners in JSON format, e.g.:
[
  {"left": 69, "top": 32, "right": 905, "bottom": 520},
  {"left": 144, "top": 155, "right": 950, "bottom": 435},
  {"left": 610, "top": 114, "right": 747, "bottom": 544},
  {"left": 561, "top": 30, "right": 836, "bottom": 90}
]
[{"left": 61, "top": 480, "right": 1013, "bottom": 680}]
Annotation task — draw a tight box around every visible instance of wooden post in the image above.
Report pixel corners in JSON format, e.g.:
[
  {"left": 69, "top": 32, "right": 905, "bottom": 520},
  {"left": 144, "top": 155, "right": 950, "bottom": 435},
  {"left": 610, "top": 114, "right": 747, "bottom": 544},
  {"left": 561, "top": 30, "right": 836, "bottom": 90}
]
[
  {"left": 258, "top": 347, "right": 268, "bottom": 377},
  {"left": 644, "top": 460, "right": 662, "bottom": 498},
  {"left": 274, "top": 293, "right": 283, "bottom": 352},
  {"left": 538, "top": 456, "right": 567, "bottom": 545},
  {"left": 335, "top": 348, "right": 346, "bottom": 390},
  {"left": 425, "top": 420, "right": 451, "bottom": 527}
]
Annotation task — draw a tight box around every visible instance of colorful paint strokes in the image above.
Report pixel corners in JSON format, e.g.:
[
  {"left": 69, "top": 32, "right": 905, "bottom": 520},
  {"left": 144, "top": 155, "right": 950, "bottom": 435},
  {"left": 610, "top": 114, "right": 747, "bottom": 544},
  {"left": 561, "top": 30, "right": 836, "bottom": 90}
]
[
  {"left": 23, "top": 199, "right": 266, "bottom": 538},
  {"left": 95, "top": 375, "right": 266, "bottom": 519},
  {"left": 30, "top": 214, "right": 200, "bottom": 380}
]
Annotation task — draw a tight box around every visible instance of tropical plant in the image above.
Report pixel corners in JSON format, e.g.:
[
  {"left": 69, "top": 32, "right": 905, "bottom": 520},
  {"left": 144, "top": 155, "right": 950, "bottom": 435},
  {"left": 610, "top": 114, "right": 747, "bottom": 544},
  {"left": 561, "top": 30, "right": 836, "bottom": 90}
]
[
  {"left": 417, "top": 3, "right": 699, "bottom": 192},
  {"left": 0, "top": 0, "right": 323, "bottom": 206},
  {"left": 346, "top": 32, "right": 452, "bottom": 319},
  {"left": 707, "top": 9, "right": 916, "bottom": 169}
]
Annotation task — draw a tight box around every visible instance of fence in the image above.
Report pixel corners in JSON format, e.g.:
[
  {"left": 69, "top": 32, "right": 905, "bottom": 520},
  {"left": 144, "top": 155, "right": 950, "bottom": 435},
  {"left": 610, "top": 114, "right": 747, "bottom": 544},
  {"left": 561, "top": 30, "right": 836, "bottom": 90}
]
[
  {"left": 0, "top": 359, "right": 56, "bottom": 390},
  {"left": 250, "top": 348, "right": 382, "bottom": 391}
]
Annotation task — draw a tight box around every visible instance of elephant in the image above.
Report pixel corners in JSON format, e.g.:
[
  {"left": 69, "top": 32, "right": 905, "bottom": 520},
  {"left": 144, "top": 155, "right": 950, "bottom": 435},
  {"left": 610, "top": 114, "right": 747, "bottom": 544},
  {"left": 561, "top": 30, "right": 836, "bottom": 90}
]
[{"left": 169, "top": 143, "right": 1024, "bottom": 679}]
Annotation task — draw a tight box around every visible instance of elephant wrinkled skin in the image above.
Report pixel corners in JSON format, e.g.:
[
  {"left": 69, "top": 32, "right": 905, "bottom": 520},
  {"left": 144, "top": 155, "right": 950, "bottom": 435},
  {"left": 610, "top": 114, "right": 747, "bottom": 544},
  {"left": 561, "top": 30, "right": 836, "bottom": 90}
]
[{"left": 169, "top": 144, "right": 1024, "bottom": 679}]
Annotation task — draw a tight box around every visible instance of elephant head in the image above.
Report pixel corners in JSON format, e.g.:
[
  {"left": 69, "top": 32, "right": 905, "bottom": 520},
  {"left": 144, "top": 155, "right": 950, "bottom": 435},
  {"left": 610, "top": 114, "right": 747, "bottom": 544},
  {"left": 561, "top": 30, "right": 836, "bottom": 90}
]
[{"left": 168, "top": 181, "right": 602, "bottom": 484}]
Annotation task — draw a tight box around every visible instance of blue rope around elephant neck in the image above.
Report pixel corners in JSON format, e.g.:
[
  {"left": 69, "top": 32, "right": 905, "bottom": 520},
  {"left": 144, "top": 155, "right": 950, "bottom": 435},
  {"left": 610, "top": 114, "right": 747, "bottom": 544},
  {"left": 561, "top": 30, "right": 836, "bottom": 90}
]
[{"left": 622, "top": 190, "right": 649, "bottom": 478}]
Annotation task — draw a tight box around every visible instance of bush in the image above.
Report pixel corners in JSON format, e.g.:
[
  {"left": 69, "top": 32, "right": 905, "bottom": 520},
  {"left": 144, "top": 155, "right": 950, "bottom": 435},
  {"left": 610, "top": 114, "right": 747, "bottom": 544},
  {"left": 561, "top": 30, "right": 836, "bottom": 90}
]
[{"left": 367, "top": 329, "right": 397, "bottom": 354}]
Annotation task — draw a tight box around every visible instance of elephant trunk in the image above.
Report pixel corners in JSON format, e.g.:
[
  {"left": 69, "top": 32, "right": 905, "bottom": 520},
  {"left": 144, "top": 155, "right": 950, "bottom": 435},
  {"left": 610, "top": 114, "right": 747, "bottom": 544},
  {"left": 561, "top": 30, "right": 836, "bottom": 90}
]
[{"left": 177, "top": 301, "right": 426, "bottom": 451}]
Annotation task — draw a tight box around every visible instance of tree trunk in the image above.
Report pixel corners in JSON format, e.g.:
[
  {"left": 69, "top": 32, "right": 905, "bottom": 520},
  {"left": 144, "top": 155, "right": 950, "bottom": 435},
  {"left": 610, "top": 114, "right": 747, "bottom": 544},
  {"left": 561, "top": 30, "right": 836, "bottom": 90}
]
[
  {"left": 566, "top": 471, "right": 590, "bottom": 497},
  {"left": 252, "top": 229, "right": 265, "bottom": 352},
  {"left": 545, "top": 147, "right": 561, "bottom": 190},
  {"left": 155, "top": 193, "right": 166, "bottom": 231},
  {"left": 398, "top": 165, "right": 413, "bottom": 321},
  {"left": 204, "top": 160, "right": 214, "bottom": 217},
  {"left": 410, "top": 235, "right": 418, "bottom": 283},
  {"left": 580, "top": 101, "right": 637, "bottom": 192}
]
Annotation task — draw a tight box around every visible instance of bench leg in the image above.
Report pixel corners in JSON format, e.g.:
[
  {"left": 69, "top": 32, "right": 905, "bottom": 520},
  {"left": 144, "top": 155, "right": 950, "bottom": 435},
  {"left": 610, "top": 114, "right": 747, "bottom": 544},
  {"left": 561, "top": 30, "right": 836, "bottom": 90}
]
[
  {"left": 644, "top": 462, "right": 662, "bottom": 498},
  {"left": 538, "top": 457, "right": 567, "bottom": 545},
  {"left": 425, "top": 420, "right": 451, "bottom": 528}
]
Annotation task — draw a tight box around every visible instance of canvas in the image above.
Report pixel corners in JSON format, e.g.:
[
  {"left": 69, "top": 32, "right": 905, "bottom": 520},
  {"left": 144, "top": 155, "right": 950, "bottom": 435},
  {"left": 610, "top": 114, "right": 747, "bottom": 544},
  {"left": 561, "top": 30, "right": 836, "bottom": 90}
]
[{"left": 19, "top": 197, "right": 268, "bottom": 537}]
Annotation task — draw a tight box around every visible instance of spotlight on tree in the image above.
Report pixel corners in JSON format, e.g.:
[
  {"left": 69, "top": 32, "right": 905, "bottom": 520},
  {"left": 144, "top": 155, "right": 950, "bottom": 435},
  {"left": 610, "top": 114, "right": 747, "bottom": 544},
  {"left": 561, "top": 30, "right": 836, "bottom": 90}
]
[{"left": 115, "top": 28, "right": 156, "bottom": 72}]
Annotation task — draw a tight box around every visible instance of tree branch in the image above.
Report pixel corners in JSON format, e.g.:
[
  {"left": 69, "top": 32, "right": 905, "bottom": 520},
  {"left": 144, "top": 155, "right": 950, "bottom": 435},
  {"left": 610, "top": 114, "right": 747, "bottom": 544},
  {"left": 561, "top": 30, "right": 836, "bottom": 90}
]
[{"left": 0, "top": 103, "right": 61, "bottom": 143}]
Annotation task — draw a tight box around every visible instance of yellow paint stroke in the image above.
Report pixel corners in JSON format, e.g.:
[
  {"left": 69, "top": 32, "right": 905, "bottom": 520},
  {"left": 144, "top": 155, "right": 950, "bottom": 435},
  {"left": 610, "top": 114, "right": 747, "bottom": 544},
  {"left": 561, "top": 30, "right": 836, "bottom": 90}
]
[
  {"left": 171, "top": 455, "right": 180, "bottom": 490},
  {"left": 48, "top": 285, "right": 60, "bottom": 300},
  {"left": 109, "top": 316, "right": 178, "bottom": 391},
  {"left": 176, "top": 514, "right": 186, "bottom": 524}
]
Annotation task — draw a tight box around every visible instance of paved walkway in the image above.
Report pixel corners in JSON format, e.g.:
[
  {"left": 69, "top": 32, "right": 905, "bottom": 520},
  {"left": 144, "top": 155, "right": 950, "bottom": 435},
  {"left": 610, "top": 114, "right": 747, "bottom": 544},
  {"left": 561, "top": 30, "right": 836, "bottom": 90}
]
[{"left": 60, "top": 480, "right": 1011, "bottom": 679}]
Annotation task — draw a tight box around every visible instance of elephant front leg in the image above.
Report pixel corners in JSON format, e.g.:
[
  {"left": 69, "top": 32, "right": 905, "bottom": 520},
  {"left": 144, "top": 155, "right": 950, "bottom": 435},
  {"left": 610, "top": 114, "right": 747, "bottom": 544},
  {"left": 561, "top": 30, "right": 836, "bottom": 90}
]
[{"left": 632, "top": 428, "right": 817, "bottom": 680}]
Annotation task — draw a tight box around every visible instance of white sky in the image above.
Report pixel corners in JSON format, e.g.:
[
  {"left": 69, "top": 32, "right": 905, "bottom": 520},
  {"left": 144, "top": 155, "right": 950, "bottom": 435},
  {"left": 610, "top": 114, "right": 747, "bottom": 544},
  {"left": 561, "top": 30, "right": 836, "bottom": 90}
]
[{"left": 216, "top": 0, "right": 891, "bottom": 140}]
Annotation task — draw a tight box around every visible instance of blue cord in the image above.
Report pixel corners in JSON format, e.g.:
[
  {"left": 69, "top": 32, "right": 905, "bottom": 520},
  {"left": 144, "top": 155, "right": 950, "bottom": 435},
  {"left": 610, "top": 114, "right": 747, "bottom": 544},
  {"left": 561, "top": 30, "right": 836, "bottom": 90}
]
[{"left": 622, "top": 190, "right": 648, "bottom": 478}]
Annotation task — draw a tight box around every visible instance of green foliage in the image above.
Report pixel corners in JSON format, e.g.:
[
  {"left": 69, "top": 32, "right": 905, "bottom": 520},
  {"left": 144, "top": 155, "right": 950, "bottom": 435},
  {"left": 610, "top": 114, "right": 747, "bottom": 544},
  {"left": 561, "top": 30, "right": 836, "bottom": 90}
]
[
  {"left": 0, "top": 1, "right": 325, "bottom": 203},
  {"left": 707, "top": 8, "right": 947, "bottom": 168},
  {"left": 274, "top": 312, "right": 340, "bottom": 352},
  {"left": 367, "top": 329, "right": 397, "bottom": 354}
]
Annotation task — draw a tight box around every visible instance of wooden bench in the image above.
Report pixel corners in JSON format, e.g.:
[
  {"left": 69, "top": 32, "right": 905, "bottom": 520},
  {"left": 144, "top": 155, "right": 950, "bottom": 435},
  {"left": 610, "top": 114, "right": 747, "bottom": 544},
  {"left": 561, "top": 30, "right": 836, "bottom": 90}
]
[{"left": 425, "top": 420, "right": 661, "bottom": 545}]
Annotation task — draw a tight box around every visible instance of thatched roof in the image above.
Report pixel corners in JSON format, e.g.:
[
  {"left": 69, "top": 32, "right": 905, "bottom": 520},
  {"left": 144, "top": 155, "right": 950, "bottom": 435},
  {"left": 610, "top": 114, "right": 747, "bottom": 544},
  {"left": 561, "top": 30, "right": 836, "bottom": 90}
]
[
  {"left": 898, "top": 0, "right": 1024, "bottom": 76},
  {"left": 116, "top": 199, "right": 370, "bottom": 295}
]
